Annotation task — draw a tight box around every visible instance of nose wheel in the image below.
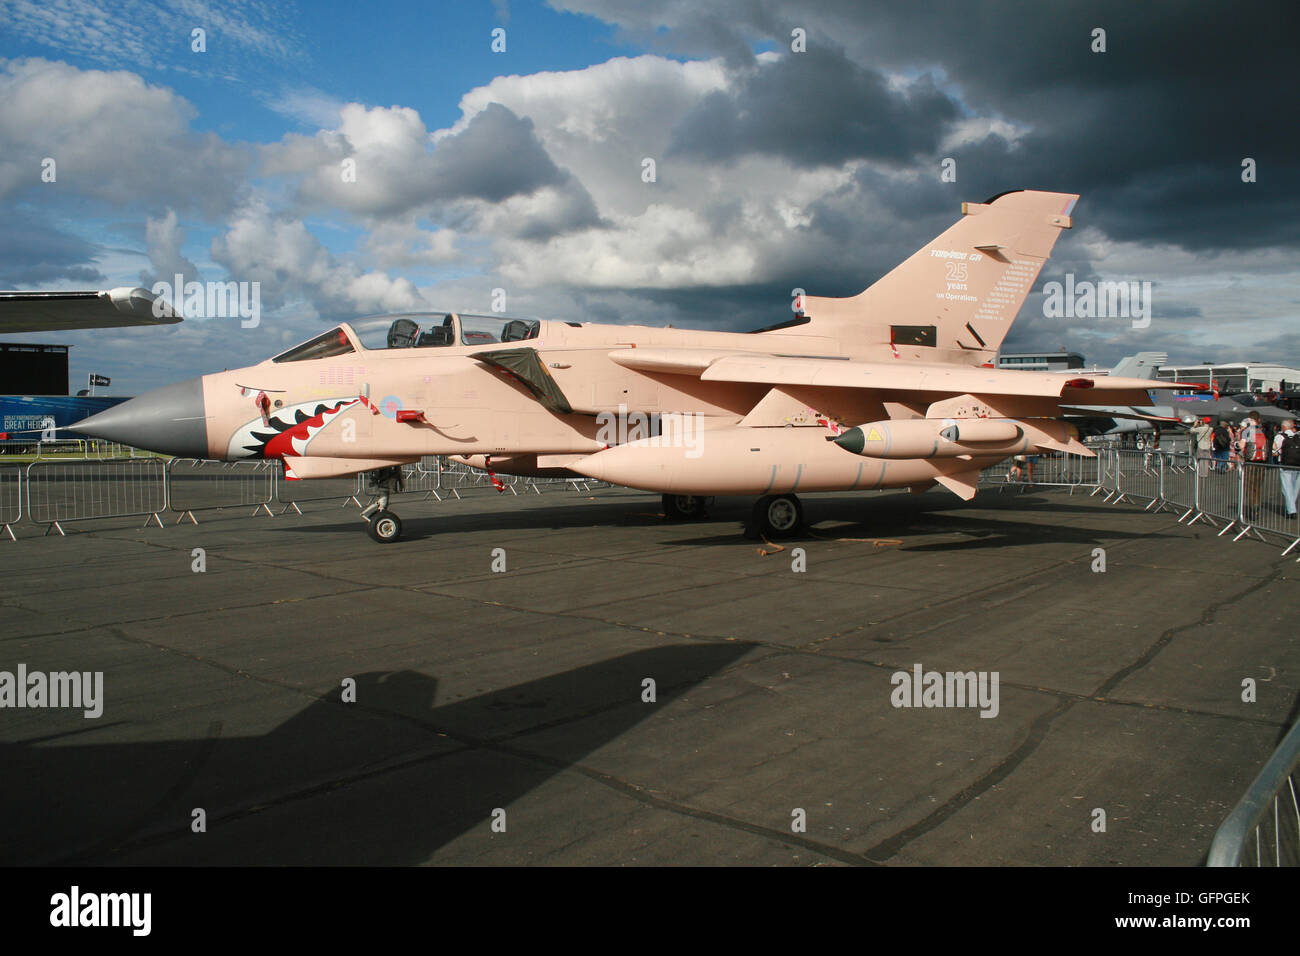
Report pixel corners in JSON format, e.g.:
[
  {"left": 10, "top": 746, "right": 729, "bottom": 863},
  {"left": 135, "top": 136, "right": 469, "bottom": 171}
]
[
  {"left": 361, "top": 465, "right": 406, "bottom": 543},
  {"left": 751, "top": 493, "right": 803, "bottom": 538},
  {"left": 365, "top": 510, "right": 402, "bottom": 543}
]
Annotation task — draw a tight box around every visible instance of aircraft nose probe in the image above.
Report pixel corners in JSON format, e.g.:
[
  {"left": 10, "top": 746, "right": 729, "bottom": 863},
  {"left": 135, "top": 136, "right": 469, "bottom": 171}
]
[{"left": 69, "top": 376, "right": 209, "bottom": 459}]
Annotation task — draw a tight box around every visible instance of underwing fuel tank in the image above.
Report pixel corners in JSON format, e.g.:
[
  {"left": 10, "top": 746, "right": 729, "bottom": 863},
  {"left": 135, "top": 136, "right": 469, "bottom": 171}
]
[
  {"left": 831, "top": 418, "right": 1084, "bottom": 460},
  {"left": 570, "top": 426, "right": 1012, "bottom": 496}
]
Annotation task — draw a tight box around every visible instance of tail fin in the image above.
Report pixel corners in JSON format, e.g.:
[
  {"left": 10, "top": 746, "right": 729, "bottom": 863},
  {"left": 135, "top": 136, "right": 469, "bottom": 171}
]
[
  {"left": 783, "top": 190, "right": 1078, "bottom": 365},
  {"left": 1109, "top": 351, "right": 1167, "bottom": 380}
]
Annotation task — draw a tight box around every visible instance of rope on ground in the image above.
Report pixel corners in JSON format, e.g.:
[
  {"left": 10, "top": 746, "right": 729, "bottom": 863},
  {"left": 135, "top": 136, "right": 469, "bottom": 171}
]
[
  {"left": 758, "top": 529, "right": 903, "bottom": 556},
  {"left": 807, "top": 529, "right": 904, "bottom": 547}
]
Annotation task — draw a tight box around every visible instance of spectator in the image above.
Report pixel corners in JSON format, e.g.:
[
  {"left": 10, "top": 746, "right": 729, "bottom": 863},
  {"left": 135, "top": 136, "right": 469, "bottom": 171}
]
[
  {"left": 1188, "top": 417, "right": 1214, "bottom": 478},
  {"left": 1273, "top": 418, "right": 1299, "bottom": 519},
  {"left": 1239, "top": 413, "right": 1268, "bottom": 522},
  {"left": 1211, "top": 419, "right": 1232, "bottom": 472}
]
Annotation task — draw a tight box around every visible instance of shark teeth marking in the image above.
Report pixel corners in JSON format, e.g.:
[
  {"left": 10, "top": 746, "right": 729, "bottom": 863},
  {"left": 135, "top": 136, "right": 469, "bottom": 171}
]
[{"left": 232, "top": 398, "right": 358, "bottom": 459}]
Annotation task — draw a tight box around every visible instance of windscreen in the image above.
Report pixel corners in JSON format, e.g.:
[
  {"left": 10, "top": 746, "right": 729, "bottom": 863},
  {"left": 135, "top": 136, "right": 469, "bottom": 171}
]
[{"left": 272, "top": 327, "right": 355, "bottom": 363}]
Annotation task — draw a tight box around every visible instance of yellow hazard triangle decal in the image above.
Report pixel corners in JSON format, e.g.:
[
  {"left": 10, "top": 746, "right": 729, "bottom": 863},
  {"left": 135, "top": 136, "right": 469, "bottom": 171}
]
[{"left": 866, "top": 427, "right": 884, "bottom": 442}]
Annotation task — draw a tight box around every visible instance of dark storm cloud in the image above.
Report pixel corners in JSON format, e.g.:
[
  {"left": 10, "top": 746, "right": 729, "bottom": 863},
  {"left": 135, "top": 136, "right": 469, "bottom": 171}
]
[
  {"left": 669, "top": 49, "right": 961, "bottom": 167},
  {"left": 509, "top": 177, "right": 605, "bottom": 240},
  {"left": 563, "top": 0, "right": 1300, "bottom": 252},
  {"left": 432, "top": 103, "right": 569, "bottom": 203},
  {"left": 430, "top": 103, "right": 603, "bottom": 238},
  {"left": 0, "top": 211, "right": 105, "bottom": 286}
]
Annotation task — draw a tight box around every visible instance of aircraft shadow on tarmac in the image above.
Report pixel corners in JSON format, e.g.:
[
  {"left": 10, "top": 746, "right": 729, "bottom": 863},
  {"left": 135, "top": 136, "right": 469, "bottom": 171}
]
[
  {"left": 651, "top": 494, "right": 1166, "bottom": 551},
  {"left": 286, "top": 496, "right": 646, "bottom": 542},
  {"left": 1, "top": 642, "right": 754, "bottom": 865},
  {"left": 285, "top": 489, "right": 1146, "bottom": 551}
]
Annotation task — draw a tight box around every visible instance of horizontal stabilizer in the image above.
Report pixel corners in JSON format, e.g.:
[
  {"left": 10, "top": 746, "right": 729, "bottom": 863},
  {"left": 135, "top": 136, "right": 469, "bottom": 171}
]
[{"left": 1061, "top": 404, "right": 1181, "bottom": 423}]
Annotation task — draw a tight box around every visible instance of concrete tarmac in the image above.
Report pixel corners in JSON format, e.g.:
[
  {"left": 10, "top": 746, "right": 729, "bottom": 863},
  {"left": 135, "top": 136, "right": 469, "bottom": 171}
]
[{"left": 0, "top": 482, "right": 1295, "bottom": 865}]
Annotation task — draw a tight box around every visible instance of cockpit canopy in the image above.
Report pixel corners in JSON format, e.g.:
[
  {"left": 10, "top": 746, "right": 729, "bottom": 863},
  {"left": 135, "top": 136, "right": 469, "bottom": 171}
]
[
  {"left": 355, "top": 312, "right": 540, "bottom": 350},
  {"left": 271, "top": 312, "right": 541, "bottom": 363}
]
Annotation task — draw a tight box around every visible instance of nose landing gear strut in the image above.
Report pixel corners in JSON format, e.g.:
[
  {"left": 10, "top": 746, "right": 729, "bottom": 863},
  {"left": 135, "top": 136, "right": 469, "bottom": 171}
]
[{"left": 361, "top": 465, "right": 405, "bottom": 543}]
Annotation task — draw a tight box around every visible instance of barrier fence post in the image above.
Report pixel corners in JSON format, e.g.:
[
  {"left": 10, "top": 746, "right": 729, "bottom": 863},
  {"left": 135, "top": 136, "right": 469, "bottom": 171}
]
[{"left": 1, "top": 468, "right": 20, "bottom": 541}]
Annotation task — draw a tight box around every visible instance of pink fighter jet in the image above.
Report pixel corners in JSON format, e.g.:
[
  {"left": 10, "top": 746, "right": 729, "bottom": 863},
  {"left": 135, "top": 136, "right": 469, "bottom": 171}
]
[{"left": 72, "top": 190, "right": 1183, "bottom": 542}]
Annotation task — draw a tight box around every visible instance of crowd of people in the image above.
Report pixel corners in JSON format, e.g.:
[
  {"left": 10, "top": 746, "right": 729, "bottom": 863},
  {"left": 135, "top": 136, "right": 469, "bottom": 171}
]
[{"left": 1187, "top": 413, "right": 1299, "bottom": 519}]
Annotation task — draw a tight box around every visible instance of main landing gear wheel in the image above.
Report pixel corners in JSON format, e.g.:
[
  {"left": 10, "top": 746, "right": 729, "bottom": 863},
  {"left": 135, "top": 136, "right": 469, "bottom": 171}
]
[
  {"left": 751, "top": 493, "right": 803, "bottom": 538},
  {"left": 366, "top": 510, "right": 402, "bottom": 543},
  {"left": 662, "top": 494, "right": 713, "bottom": 520}
]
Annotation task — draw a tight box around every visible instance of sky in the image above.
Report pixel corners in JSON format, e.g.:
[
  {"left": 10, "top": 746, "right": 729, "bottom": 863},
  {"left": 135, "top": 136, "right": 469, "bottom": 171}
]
[{"left": 0, "top": 0, "right": 1297, "bottom": 393}]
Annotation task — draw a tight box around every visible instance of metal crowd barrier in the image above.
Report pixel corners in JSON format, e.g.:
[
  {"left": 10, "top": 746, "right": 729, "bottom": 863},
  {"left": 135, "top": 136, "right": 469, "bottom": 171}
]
[
  {"left": 1104, "top": 449, "right": 1163, "bottom": 508},
  {"left": 2, "top": 452, "right": 613, "bottom": 538},
  {"left": 3, "top": 444, "right": 1294, "bottom": 554},
  {"left": 274, "top": 467, "right": 363, "bottom": 513},
  {"left": 24, "top": 458, "right": 167, "bottom": 535},
  {"left": 1, "top": 468, "right": 20, "bottom": 541},
  {"left": 1208, "top": 718, "right": 1300, "bottom": 866},
  {"left": 978, "top": 449, "right": 1103, "bottom": 493},
  {"left": 166, "top": 459, "right": 276, "bottom": 523},
  {"left": 432, "top": 458, "right": 598, "bottom": 497},
  {"left": 1095, "top": 449, "right": 1300, "bottom": 557},
  {"left": 349, "top": 458, "right": 598, "bottom": 503},
  {"left": 0, "top": 439, "right": 138, "bottom": 459}
]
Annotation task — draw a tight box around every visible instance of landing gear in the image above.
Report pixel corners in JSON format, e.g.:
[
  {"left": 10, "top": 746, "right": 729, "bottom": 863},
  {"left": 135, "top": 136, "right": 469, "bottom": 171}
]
[
  {"left": 662, "top": 494, "right": 713, "bottom": 520},
  {"left": 751, "top": 493, "right": 803, "bottom": 538},
  {"left": 365, "top": 510, "right": 402, "bottom": 543},
  {"left": 361, "top": 465, "right": 405, "bottom": 543}
]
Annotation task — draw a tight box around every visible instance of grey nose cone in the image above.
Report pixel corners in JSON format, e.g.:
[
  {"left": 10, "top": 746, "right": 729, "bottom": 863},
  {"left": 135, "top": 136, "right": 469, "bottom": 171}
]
[{"left": 71, "top": 376, "right": 209, "bottom": 458}]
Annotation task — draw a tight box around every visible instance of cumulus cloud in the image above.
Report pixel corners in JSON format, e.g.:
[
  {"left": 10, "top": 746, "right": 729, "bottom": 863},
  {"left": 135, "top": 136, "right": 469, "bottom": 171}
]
[
  {"left": 210, "top": 201, "right": 426, "bottom": 317},
  {"left": 3, "top": 4, "right": 1293, "bottom": 380},
  {"left": 554, "top": 0, "right": 1300, "bottom": 252},
  {"left": 139, "top": 209, "right": 200, "bottom": 289},
  {"left": 263, "top": 100, "right": 600, "bottom": 240},
  {"left": 0, "top": 58, "right": 249, "bottom": 215}
]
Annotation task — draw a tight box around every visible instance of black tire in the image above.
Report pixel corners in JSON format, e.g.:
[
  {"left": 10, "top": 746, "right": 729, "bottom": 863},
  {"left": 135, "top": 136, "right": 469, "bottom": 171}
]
[
  {"left": 751, "top": 494, "right": 803, "bottom": 538},
  {"left": 662, "top": 494, "right": 709, "bottom": 520},
  {"left": 366, "top": 510, "right": 402, "bottom": 543}
]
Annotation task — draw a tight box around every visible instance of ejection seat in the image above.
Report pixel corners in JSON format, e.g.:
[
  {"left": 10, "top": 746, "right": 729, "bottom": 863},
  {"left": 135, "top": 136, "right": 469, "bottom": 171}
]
[
  {"left": 416, "top": 327, "right": 454, "bottom": 347},
  {"left": 501, "top": 319, "right": 533, "bottom": 342},
  {"left": 386, "top": 317, "right": 420, "bottom": 348}
]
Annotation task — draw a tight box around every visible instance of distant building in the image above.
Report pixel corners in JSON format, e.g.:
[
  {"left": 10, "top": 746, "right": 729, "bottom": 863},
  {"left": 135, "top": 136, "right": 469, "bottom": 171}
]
[
  {"left": 0, "top": 342, "right": 70, "bottom": 394},
  {"left": 996, "top": 350, "right": 1085, "bottom": 372},
  {"left": 1155, "top": 363, "right": 1300, "bottom": 394}
]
